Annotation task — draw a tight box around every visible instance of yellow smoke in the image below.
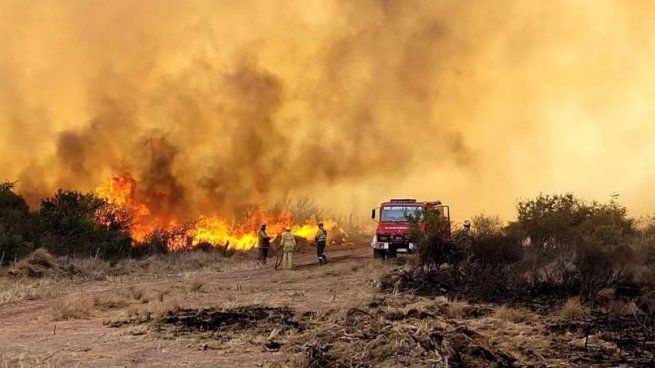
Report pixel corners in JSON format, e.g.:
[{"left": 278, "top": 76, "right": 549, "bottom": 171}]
[{"left": 1, "top": 0, "right": 655, "bottom": 221}]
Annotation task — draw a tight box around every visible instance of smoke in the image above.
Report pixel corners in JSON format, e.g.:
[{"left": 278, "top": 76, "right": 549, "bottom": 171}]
[{"left": 2, "top": 0, "right": 655, "bottom": 220}]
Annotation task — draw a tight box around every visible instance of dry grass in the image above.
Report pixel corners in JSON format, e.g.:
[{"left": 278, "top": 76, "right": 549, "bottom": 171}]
[
  {"left": 120, "top": 285, "right": 146, "bottom": 301},
  {"left": 126, "top": 298, "right": 181, "bottom": 322},
  {"left": 493, "top": 305, "right": 534, "bottom": 323},
  {"left": 559, "top": 297, "right": 586, "bottom": 321},
  {"left": 67, "top": 257, "right": 112, "bottom": 280},
  {"left": 52, "top": 297, "right": 96, "bottom": 321},
  {"left": 93, "top": 294, "right": 130, "bottom": 311},
  {"left": 284, "top": 293, "right": 551, "bottom": 368},
  {"left": 0, "top": 278, "right": 66, "bottom": 306},
  {"left": 466, "top": 315, "right": 555, "bottom": 365},
  {"left": 605, "top": 300, "right": 638, "bottom": 317},
  {"left": 446, "top": 300, "right": 469, "bottom": 319},
  {"left": 320, "top": 261, "right": 365, "bottom": 277},
  {"left": 4, "top": 248, "right": 254, "bottom": 282},
  {"left": 189, "top": 279, "right": 205, "bottom": 293},
  {"left": 7, "top": 248, "right": 64, "bottom": 278},
  {"left": 53, "top": 284, "right": 158, "bottom": 320},
  {"left": 0, "top": 353, "right": 61, "bottom": 368}
]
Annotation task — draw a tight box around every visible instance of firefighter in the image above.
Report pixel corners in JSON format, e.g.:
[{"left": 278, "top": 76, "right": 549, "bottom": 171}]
[
  {"left": 458, "top": 220, "right": 474, "bottom": 260},
  {"left": 258, "top": 223, "right": 270, "bottom": 264},
  {"left": 315, "top": 222, "right": 328, "bottom": 265},
  {"left": 462, "top": 220, "right": 472, "bottom": 236},
  {"left": 280, "top": 227, "right": 296, "bottom": 269}
]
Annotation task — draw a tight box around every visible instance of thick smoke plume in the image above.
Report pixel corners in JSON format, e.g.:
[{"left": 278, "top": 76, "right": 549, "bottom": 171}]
[{"left": 2, "top": 0, "right": 655, "bottom": 219}]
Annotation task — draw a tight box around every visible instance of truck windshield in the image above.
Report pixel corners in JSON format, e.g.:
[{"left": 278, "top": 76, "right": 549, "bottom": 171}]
[{"left": 380, "top": 206, "right": 421, "bottom": 222}]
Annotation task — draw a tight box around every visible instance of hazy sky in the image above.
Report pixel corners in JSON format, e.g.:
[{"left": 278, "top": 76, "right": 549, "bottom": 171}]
[{"left": 1, "top": 0, "right": 655, "bottom": 221}]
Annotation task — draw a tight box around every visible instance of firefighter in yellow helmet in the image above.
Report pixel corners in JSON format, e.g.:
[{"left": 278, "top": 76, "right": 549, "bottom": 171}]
[
  {"left": 315, "top": 222, "right": 328, "bottom": 265},
  {"left": 280, "top": 226, "right": 296, "bottom": 269}
]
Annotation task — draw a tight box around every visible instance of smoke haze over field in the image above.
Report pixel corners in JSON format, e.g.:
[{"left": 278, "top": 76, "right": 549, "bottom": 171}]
[{"left": 2, "top": 0, "right": 655, "bottom": 220}]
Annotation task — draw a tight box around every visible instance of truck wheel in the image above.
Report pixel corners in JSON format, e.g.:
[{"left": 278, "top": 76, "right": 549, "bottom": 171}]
[{"left": 373, "top": 249, "right": 386, "bottom": 259}]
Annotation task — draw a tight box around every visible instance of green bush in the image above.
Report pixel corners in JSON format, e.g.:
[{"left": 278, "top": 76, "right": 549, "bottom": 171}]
[
  {"left": 516, "top": 194, "right": 588, "bottom": 283},
  {"left": 471, "top": 214, "right": 504, "bottom": 237},
  {"left": 515, "top": 194, "right": 637, "bottom": 292},
  {"left": 408, "top": 210, "right": 462, "bottom": 270},
  {"left": 38, "top": 190, "right": 132, "bottom": 259},
  {"left": 0, "top": 183, "right": 35, "bottom": 263},
  {"left": 465, "top": 233, "right": 524, "bottom": 300},
  {"left": 429, "top": 194, "right": 641, "bottom": 302}
]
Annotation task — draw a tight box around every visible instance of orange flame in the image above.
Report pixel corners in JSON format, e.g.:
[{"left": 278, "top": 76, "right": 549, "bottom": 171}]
[{"left": 95, "top": 174, "right": 334, "bottom": 251}]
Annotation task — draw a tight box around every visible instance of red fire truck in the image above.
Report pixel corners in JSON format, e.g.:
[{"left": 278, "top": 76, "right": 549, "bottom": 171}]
[{"left": 370, "top": 199, "right": 451, "bottom": 259}]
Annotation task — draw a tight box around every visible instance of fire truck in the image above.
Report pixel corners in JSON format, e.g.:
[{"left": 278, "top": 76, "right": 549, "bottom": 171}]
[{"left": 370, "top": 199, "right": 451, "bottom": 259}]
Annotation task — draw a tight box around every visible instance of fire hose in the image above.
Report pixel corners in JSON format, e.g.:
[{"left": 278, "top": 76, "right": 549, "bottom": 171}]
[{"left": 273, "top": 245, "right": 283, "bottom": 270}]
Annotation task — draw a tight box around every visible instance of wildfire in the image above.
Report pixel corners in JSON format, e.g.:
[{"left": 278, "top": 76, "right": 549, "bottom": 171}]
[{"left": 95, "top": 174, "right": 334, "bottom": 251}]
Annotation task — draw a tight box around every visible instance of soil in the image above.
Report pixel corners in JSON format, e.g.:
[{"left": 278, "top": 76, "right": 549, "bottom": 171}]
[
  {"left": 1, "top": 244, "right": 654, "bottom": 367},
  {"left": 0, "top": 246, "right": 376, "bottom": 367}
]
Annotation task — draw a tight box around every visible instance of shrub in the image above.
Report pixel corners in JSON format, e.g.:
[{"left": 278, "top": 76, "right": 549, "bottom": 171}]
[
  {"left": 573, "top": 200, "right": 636, "bottom": 301},
  {"left": 516, "top": 194, "right": 637, "bottom": 293},
  {"left": 471, "top": 213, "right": 504, "bottom": 237},
  {"left": 464, "top": 233, "right": 524, "bottom": 300},
  {"left": 574, "top": 242, "right": 634, "bottom": 301},
  {"left": 469, "top": 233, "right": 522, "bottom": 266},
  {"left": 0, "top": 183, "right": 36, "bottom": 263},
  {"left": 38, "top": 190, "right": 132, "bottom": 259},
  {"left": 559, "top": 297, "right": 585, "bottom": 321},
  {"left": 408, "top": 210, "right": 461, "bottom": 270},
  {"left": 134, "top": 229, "right": 173, "bottom": 256},
  {"left": 516, "top": 194, "right": 588, "bottom": 283}
]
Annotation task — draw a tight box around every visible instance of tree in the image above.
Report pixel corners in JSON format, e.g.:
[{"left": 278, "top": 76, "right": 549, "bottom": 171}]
[
  {"left": 517, "top": 194, "right": 603, "bottom": 284},
  {"left": 574, "top": 199, "right": 636, "bottom": 301}
]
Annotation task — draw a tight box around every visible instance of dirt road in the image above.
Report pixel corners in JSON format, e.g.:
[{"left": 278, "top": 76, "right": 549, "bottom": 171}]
[{"left": 0, "top": 245, "right": 381, "bottom": 367}]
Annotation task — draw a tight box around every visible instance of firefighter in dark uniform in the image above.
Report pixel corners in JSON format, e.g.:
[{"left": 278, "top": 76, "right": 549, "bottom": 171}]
[
  {"left": 258, "top": 223, "right": 270, "bottom": 264},
  {"left": 462, "top": 220, "right": 472, "bottom": 237},
  {"left": 315, "top": 222, "right": 328, "bottom": 265}
]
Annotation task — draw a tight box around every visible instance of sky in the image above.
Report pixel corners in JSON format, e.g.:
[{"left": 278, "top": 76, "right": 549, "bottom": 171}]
[{"left": 1, "top": 0, "right": 655, "bottom": 222}]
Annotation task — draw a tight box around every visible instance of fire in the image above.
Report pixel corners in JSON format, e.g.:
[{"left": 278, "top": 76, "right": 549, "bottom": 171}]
[{"left": 95, "top": 174, "right": 334, "bottom": 251}]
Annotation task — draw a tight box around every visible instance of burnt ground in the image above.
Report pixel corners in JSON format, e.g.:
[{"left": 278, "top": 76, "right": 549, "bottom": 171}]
[{"left": 1, "top": 245, "right": 654, "bottom": 367}]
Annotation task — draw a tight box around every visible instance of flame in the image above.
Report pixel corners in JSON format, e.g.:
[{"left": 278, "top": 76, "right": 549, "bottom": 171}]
[{"left": 95, "top": 173, "right": 334, "bottom": 251}]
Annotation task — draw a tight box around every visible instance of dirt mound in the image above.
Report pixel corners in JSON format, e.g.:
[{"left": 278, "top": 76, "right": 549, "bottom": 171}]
[{"left": 6, "top": 248, "right": 78, "bottom": 278}]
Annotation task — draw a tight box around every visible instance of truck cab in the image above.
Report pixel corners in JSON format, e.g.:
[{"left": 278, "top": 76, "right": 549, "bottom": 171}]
[{"left": 370, "top": 199, "right": 450, "bottom": 259}]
